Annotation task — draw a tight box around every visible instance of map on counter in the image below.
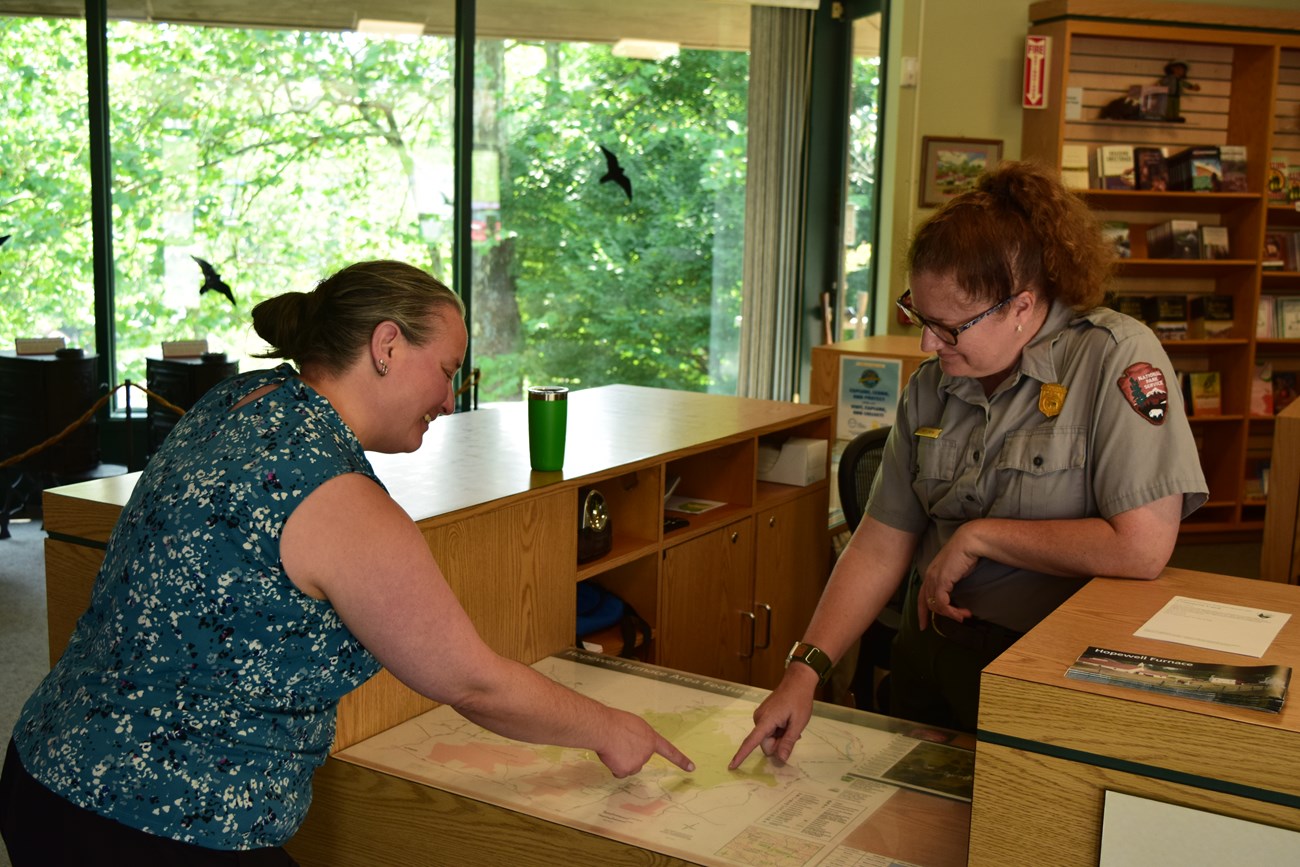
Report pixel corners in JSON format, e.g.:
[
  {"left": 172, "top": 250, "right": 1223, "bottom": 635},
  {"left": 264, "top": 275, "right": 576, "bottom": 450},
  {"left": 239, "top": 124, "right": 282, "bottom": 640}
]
[{"left": 339, "top": 649, "right": 955, "bottom": 867}]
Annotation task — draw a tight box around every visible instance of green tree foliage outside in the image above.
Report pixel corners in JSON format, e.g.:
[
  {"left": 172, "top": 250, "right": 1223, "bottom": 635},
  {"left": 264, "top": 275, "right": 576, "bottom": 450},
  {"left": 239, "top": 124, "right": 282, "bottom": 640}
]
[
  {"left": 0, "top": 17, "right": 749, "bottom": 403},
  {"left": 479, "top": 43, "right": 748, "bottom": 400}
]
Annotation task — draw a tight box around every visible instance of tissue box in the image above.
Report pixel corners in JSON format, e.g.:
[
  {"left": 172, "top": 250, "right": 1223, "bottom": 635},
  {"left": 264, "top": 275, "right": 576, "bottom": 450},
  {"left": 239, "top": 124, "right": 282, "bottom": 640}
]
[{"left": 757, "top": 437, "right": 828, "bottom": 487}]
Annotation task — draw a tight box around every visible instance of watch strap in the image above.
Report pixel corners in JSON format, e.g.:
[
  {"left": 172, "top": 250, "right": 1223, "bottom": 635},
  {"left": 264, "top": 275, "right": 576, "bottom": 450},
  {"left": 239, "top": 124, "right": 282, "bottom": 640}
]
[{"left": 786, "top": 640, "right": 833, "bottom": 686}]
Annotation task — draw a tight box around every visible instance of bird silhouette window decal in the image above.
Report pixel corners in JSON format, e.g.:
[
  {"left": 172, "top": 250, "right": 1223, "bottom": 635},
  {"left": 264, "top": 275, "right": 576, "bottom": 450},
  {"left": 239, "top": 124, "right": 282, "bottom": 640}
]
[
  {"left": 192, "top": 255, "right": 236, "bottom": 306},
  {"left": 598, "top": 145, "right": 633, "bottom": 203}
]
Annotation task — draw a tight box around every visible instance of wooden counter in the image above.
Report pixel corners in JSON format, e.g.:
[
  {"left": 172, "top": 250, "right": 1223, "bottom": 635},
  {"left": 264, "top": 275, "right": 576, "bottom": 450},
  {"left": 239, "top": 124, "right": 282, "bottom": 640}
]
[
  {"left": 42, "top": 384, "right": 840, "bottom": 864},
  {"left": 970, "top": 567, "right": 1300, "bottom": 865},
  {"left": 298, "top": 649, "right": 974, "bottom": 867}
]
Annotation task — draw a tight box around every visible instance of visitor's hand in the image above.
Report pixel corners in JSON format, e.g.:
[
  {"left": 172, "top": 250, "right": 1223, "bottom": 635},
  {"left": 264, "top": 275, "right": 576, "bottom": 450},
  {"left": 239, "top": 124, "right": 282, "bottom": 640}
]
[{"left": 595, "top": 708, "right": 694, "bottom": 778}]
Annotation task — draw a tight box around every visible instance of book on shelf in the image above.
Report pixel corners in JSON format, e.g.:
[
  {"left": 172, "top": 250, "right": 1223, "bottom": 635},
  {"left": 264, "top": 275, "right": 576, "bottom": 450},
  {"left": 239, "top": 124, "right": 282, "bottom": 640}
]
[
  {"left": 1060, "top": 143, "right": 1090, "bottom": 190},
  {"left": 1262, "top": 231, "right": 1294, "bottom": 270},
  {"left": 1267, "top": 157, "right": 1291, "bottom": 204},
  {"left": 1251, "top": 362, "right": 1274, "bottom": 416},
  {"left": 1258, "top": 295, "right": 1277, "bottom": 338},
  {"left": 1167, "top": 145, "right": 1221, "bottom": 192},
  {"left": 1185, "top": 371, "right": 1222, "bottom": 416},
  {"left": 1146, "top": 219, "right": 1199, "bottom": 260},
  {"left": 1133, "top": 146, "right": 1168, "bottom": 191},
  {"left": 1189, "top": 294, "right": 1232, "bottom": 337},
  {"left": 1065, "top": 646, "right": 1290, "bottom": 714},
  {"left": 1244, "top": 455, "right": 1271, "bottom": 499},
  {"left": 1218, "top": 144, "right": 1248, "bottom": 192},
  {"left": 1198, "top": 225, "right": 1230, "bottom": 260},
  {"left": 1290, "top": 166, "right": 1300, "bottom": 205},
  {"left": 1274, "top": 371, "right": 1299, "bottom": 415},
  {"left": 1106, "top": 293, "right": 1146, "bottom": 322},
  {"left": 1142, "top": 295, "right": 1188, "bottom": 340},
  {"left": 1064, "top": 87, "right": 1084, "bottom": 121},
  {"left": 1101, "top": 221, "right": 1131, "bottom": 258},
  {"left": 1278, "top": 297, "right": 1300, "bottom": 339},
  {"left": 1095, "top": 144, "right": 1135, "bottom": 190}
]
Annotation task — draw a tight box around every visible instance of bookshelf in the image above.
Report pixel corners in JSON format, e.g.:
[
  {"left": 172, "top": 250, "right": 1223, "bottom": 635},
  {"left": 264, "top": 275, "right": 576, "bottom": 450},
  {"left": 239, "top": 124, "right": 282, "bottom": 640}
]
[{"left": 1022, "top": 0, "right": 1300, "bottom": 536}]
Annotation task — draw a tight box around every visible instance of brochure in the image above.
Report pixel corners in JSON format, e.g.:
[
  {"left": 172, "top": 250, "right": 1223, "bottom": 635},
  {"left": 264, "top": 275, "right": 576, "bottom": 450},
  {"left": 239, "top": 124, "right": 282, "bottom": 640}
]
[
  {"left": 1065, "top": 646, "right": 1290, "bottom": 713},
  {"left": 664, "top": 494, "right": 726, "bottom": 515}
]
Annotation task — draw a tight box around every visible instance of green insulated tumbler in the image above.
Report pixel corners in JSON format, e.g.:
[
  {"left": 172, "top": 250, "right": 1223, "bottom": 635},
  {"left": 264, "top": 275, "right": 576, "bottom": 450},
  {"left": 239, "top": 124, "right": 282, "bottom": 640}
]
[{"left": 527, "top": 386, "right": 568, "bottom": 471}]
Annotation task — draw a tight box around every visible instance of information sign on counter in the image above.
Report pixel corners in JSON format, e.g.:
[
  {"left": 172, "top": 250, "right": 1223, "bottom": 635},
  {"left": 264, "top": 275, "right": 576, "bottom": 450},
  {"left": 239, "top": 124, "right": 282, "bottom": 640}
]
[{"left": 838, "top": 355, "right": 901, "bottom": 440}]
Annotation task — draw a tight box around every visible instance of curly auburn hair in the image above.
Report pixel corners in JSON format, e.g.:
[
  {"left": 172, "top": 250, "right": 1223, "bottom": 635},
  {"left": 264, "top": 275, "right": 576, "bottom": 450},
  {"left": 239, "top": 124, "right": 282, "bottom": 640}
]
[{"left": 908, "top": 159, "right": 1115, "bottom": 310}]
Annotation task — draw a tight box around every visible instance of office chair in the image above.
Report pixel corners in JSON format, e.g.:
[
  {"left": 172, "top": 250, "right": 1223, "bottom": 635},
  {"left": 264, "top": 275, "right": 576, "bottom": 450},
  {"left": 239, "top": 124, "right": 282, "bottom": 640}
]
[{"left": 836, "top": 425, "right": 904, "bottom": 714}]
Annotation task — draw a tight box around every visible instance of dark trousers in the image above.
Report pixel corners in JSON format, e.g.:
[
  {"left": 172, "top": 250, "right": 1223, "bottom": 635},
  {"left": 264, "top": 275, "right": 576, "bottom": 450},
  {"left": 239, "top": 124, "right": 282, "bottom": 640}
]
[
  {"left": 1, "top": 738, "right": 298, "bottom": 867},
  {"left": 888, "top": 577, "right": 1024, "bottom": 733}
]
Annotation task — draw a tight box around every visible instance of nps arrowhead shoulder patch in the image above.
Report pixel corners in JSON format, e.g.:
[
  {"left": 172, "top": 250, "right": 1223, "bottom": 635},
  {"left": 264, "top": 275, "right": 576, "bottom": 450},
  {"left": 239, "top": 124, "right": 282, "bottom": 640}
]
[{"left": 1118, "top": 362, "right": 1169, "bottom": 425}]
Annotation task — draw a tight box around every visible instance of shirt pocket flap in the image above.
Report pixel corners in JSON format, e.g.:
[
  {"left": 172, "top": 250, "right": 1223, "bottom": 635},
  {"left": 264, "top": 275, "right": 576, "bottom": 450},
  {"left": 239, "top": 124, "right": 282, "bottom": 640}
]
[
  {"left": 914, "top": 436, "right": 961, "bottom": 482},
  {"left": 996, "top": 426, "right": 1086, "bottom": 476}
]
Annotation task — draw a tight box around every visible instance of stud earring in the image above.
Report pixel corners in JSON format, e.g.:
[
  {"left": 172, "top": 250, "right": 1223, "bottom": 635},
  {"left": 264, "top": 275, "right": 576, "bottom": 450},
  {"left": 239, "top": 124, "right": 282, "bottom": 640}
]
[
  {"left": 377, "top": 360, "right": 389, "bottom": 376},
  {"left": 1016, "top": 324, "right": 1023, "bottom": 333}
]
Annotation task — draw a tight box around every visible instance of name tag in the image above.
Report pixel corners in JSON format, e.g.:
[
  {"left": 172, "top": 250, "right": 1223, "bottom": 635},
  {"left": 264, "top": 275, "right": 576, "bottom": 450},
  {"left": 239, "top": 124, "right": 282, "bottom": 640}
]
[{"left": 915, "top": 426, "right": 942, "bottom": 439}]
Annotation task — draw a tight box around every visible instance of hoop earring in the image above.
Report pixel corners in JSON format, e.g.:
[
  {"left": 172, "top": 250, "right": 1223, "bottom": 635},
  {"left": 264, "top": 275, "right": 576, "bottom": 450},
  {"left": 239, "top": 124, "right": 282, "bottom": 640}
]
[{"left": 377, "top": 360, "right": 389, "bottom": 376}]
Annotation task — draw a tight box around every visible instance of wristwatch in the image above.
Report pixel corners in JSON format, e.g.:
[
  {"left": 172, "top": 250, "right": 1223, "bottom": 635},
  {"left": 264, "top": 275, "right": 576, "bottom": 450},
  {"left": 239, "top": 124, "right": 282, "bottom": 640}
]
[{"left": 785, "top": 640, "right": 833, "bottom": 686}]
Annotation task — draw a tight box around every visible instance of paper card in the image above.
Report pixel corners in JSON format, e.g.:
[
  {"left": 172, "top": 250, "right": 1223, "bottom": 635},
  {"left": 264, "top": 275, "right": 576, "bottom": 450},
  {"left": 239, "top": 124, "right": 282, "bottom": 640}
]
[
  {"left": 665, "top": 495, "right": 725, "bottom": 515},
  {"left": 1101, "top": 791, "right": 1300, "bottom": 866},
  {"left": 1134, "top": 595, "right": 1291, "bottom": 658},
  {"left": 837, "top": 355, "right": 901, "bottom": 441}
]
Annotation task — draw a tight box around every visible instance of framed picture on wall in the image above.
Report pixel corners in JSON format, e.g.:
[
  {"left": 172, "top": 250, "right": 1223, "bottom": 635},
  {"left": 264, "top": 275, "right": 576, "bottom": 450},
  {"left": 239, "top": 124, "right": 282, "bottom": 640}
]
[{"left": 918, "top": 137, "right": 1003, "bottom": 207}]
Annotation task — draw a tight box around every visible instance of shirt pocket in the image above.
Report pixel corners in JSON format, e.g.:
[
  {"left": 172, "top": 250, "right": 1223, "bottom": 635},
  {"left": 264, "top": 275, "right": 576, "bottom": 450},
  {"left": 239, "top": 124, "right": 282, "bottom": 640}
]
[
  {"left": 993, "top": 425, "right": 1087, "bottom": 519},
  {"left": 911, "top": 436, "right": 961, "bottom": 507}
]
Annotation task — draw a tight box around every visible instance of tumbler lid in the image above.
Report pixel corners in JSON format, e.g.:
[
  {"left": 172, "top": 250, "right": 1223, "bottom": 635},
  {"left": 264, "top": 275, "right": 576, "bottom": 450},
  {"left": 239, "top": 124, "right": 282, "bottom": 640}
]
[{"left": 527, "top": 386, "right": 569, "bottom": 401}]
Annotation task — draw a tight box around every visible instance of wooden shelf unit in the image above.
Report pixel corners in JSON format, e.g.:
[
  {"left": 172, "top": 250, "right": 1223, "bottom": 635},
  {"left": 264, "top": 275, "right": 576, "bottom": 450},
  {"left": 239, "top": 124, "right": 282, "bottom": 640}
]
[{"left": 1023, "top": 0, "right": 1300, "bottom": 536}]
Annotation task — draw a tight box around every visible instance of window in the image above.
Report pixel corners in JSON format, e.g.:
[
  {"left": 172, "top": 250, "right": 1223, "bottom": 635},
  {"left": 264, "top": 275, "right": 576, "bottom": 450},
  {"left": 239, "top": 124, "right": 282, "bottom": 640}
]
[
  {"left": 104, "top": 20, "right": 457, "bottom": 387},
  {"left": 472, "top": 7, "right": 750, "bottom": 400},
  {"left": 2, "top": 2, "right": 883, "bottom": 439},
  {"left": 839, "top": 13, "right": 884, "bottom": 342},
  {"left": 0, "top": 17, "right": 93, "bottom": 353}
]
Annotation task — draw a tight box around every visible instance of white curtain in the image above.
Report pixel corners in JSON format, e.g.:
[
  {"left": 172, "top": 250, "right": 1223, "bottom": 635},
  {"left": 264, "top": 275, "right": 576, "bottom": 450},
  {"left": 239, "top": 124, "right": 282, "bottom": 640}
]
[{"left": 737, "top": 5, "right": 814, "bottom": 401}]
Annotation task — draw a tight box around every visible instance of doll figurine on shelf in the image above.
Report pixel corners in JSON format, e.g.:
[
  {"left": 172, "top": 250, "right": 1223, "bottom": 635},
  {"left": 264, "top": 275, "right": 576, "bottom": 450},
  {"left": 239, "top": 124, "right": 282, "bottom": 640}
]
[{"left": 1158, "top": 60, "right": 1200, "bottom": 123}]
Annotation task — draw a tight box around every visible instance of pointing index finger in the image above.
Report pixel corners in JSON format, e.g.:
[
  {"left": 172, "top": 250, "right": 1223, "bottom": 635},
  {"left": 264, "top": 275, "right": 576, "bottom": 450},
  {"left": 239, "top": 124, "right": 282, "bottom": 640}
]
[{"left": 657, "top": 736, "right": 695, "bottom": 773}]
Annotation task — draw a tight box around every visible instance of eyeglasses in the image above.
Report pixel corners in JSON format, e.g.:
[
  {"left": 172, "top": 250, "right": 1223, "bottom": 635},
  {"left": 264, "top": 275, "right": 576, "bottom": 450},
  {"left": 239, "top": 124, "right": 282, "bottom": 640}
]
[{"left": 895, "top": 288, "right": 1016, "bottom": 346}]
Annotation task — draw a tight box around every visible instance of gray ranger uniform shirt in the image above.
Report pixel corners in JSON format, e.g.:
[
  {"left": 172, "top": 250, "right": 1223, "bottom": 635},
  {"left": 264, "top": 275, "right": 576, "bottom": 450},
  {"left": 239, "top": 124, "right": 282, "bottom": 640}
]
[{"left": 866, "top": 301, "right": 1208, "bottom": 633}]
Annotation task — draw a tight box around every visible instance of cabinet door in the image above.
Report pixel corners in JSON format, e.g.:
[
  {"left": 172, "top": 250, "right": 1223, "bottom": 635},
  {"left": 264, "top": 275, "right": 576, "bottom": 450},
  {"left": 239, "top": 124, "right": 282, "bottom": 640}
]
[
  {"left": 750, "top": 489, "right": 830, "bottom": 689},
  {"left": 658, "top": 517, "right": 753, "bottom": 683}
]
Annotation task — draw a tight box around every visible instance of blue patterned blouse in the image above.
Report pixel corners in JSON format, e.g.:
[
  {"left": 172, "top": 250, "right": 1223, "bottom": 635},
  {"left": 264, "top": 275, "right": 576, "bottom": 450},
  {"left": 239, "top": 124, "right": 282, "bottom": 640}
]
[{"left": 13, "top": 364, "right": 384, "bottom": 849}]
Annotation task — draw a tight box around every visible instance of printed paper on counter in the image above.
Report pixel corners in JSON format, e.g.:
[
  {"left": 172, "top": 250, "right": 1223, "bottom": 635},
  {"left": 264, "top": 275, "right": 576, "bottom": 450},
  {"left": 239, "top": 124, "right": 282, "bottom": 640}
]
[{"left": 1134, "top": 595, "right": 1291, "bottom": 658}]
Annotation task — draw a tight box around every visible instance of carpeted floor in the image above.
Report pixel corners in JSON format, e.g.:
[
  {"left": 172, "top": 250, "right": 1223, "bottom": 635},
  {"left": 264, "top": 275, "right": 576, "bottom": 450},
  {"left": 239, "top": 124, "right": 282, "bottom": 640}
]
[{"left": 0, "top": 517, "right": 49, "bottom": 867}]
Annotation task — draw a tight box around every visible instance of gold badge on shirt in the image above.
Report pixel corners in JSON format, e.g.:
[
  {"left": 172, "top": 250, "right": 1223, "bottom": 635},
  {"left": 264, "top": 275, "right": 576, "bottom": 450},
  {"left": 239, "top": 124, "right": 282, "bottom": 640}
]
[{"left": 1039, "top": 383, "right": 1067, "bottom": 418}]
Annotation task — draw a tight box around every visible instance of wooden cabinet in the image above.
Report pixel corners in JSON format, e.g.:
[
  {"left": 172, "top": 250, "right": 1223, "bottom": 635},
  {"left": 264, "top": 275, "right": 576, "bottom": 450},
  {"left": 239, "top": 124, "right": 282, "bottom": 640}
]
[
  {"left": 751, "top": 489, "right": 829, "bottom": 688},
  {"left": 1021, "top": 0, "right": 1300, "bottom": 536},
  {"left": 656, "top": 490, "right": 830, "bottom": 689},
  {"left": 660, "top": 517, "right": 754, "bottom": 683},
  {"left": 809, "top": 335, "right": 930, "bottom": 441},
  {"left": 610, "top": 434, "right": 831, "bottom": 689},
  {"left": 145, "top": 355, "right": 238, "bottom": 452},
  {"left": 0, "top": 350, "right": 100, "bottom": 476}
]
